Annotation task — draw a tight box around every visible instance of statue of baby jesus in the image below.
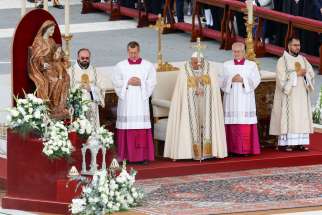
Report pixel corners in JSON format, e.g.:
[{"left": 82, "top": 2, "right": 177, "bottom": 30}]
[{"left": 46, "top": 46, "right": 71, "bottom": 119}]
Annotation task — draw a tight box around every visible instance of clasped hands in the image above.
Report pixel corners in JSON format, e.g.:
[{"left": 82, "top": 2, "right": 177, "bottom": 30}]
[
  {"left": 128, "top": 76, "right": 141, "bottom": 86},
  {"left": 232, "top": 74, "right": 243, "bottom": 83}
]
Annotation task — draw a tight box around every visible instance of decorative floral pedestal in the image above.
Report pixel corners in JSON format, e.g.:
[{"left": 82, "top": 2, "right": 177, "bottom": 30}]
[{"left": 1, "top": 130, "right": 85, "bottom": 214}]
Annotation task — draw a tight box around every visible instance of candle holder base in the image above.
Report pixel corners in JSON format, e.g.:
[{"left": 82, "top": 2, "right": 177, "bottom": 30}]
[
  {"left": 62, "top": 34, "right": 73, "bottom": 62},
  {"left": 157, "top": 62, "right": 179, "bottom": 72}
]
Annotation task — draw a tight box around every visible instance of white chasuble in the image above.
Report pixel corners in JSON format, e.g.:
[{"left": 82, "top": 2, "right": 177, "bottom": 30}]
[
  {"left": 112, "top": 60, "right": 156, "bottom": 129},
  {"left": 70, "top": 63, "right": 105, "bottom": 130},
  {"left": 270, "top": 51, "right": 315, "bottom": 146},
  {"left": 164, "top": 61, "right": 227, "bottom": 160},
  {"left": 219, "top": 60, "right": 261, "bottom": 124}
]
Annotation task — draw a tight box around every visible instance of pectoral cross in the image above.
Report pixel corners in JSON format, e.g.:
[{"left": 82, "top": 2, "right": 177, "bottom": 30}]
[
  {"left": 150, "top": 14, "right": 170, "bottom": 70},
  {"left": 193, "top": 38, "right": 206, "bottom": 65}
]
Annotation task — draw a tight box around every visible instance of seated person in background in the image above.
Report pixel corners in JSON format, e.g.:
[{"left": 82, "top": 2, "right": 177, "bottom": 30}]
[
  {"left": 120, "top": 0, "right": 136, "bottom": 8},
  {"left": 37, "top": 0, "right": 64, "bottom": 9}
]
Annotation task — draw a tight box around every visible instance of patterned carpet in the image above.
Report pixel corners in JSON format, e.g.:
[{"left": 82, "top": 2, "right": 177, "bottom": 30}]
[{"left": 134, "top": 165, "right": 322, "bottom": 215}]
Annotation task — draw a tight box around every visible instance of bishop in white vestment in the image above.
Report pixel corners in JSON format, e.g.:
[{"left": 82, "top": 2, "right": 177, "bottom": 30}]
[
  {"left": 164, "top": 53, "right": 227, "bottom": 160},
  {"left": 219, "top": 42, "right": 261, "bottom": 155},
  {"left": 112, "top": 41, "right": 156, "bottom": 163},
  {"left": 69, "top": 48, "right": 105, "bottom": 130},
  {"left": 270, "top": 37, "right": 314, "bottom": 151}
]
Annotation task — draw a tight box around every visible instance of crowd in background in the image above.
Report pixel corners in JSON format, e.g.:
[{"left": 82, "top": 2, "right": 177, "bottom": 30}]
[{"left": 119, "top": 0, "right": 322, "bottom": 56}]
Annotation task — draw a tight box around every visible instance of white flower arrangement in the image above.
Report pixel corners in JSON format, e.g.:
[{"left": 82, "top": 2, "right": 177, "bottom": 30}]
[
  {"left": 70, "top": 162, "right": 143, "bottom": 215},
  {"left": 313, "top": 86, "right": 322, "bottom": 125},
  {"left": 7, "top": 93, "right": 47, "bottom": 136},
  {"left": 43, "top": 120, "right": 74, "bottom": 159},
  {"left": 68, "top": 87, "right": 90, "bottom": 119},
  {"left": 70, "top": 116, "right": 92, "bottom": 140},
  {"left": 6, "top": 93, "right": 78, "bottom": 160},
  {"left": 97, "top": 126, "right": 114, "bottom": 149}
]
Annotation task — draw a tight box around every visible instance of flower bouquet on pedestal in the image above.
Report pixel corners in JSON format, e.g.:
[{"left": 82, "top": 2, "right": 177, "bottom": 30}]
[
  {"left": 70, "top": 161, "right": 144, "bottom": 215},
  {"left": 7, "top": 93, "right": 48, "bottom": 137},
  {"left": 7, "top": 93, "right": 74, "bottom": 160},
  {"left": 42, "top": 120, "right": 74, "bottom": 160},
  {"left": 69, "top": 116, "right": 93, "bottom": 141},
  {"left": 98, "top": 126, "right": 114, "bottom": 149}
]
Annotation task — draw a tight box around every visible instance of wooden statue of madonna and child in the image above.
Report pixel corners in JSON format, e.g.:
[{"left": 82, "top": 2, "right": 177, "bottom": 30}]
[{"left": 29, "top": 20, "right": 71, "bottom": 119}]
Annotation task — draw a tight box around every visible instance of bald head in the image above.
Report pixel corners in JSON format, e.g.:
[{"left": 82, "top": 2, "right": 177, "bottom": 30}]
[{"left": 232, "top": 42, "right": 246, "bottom": 60}]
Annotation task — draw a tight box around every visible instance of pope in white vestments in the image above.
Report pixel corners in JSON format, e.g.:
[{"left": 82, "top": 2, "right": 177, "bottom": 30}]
[
  {"left": 270, "top": 38, "right": 314, "bottom": 151},
  {"left": 219, "top": 42, "right": 261, "bottom": 155},
  {"left": 69, "top": 48, "right": 105, "bottom": 130},
  {"left": 164, "top": 53, "right": 227, "bottom": 160},
  {"left": 112, "top": 41, "right": 156, "bottom": 163}
]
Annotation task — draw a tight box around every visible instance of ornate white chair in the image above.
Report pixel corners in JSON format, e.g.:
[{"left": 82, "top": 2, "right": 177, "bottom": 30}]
[{"left": 152, "top": 71, "right": 179, "bottom": 157}]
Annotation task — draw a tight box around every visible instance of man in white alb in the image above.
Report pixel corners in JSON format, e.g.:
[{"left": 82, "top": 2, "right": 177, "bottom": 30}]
[
  {"left": 112, "top": 41, "right": 156, "bottom": 164},
  {"left": 270, "top": 37, "right": 315, "bottom": 151},
  {"left": 219, "top": 42, "right": 261, "bottom": 155}
]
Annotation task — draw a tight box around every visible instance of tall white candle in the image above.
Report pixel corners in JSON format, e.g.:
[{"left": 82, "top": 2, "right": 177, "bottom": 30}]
[
  {"left": 44, "top": 0, "right": 48, "bottom": 11},
  {"left": 246, "top": 0, "right": 253, "bottom": 24},
  {"left": 21, "top": 0, "right": 26, "bottom": 17},
  {"left": 65, "top": 0, "right": 70, "bottom": 35}
]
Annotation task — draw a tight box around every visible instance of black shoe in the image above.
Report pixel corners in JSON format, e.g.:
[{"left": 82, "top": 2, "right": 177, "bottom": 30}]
[
  {"left": 36, "top": 3, "right": 44, "bottom": 8},
  {"left": 53, "top": 4, "right": 64, "bottom": 9},
  {"left": 143, "top": 160, "right": 149, "bottom": 165},
  {"left": 285, "top": 146, "right": 293, "bottom": 152},
  {"left": 298, "top": 145, "right": 309, "bottom": 151}
]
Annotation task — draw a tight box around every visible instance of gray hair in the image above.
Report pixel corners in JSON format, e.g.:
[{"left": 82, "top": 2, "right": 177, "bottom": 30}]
[{"left": 231, "top": 42, "right": 245, "bottom": 51}]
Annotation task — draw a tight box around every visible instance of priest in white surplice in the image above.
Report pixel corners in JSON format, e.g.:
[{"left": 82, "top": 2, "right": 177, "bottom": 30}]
[
  {"left": 112, "top": 41, "right": 156, "bottom": 163},
  {"left": 164, "top": 52, "right": 227, "bottom": 160},
  {"left": 69, "top": 48, "right": 105, "bottom": 130},
  {"left": 270, "top": 37, "right": 315, "bottom": 151},
  {"left": 219, "top": 42, "right": 261, "bottom": 155}
]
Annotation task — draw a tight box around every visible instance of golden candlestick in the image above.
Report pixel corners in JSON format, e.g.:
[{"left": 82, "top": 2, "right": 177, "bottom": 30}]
[
  {"left": 244, "top": 4, "right": 260, "bottom": 68},
  {"left": 245, "top": 23, "right": 256, "bottom": 61},
  {"left": 150, "top": 15, "right": 179, "bottom": 72},
  {"left": 62, "top": 34, "right": 73, "bottom": 63}
]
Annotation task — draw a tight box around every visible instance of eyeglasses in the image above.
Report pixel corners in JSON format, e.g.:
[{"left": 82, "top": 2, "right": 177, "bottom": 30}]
[{"left": 80, "top": 57, "right": 89, "bottom": 60}]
